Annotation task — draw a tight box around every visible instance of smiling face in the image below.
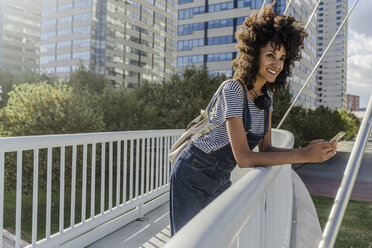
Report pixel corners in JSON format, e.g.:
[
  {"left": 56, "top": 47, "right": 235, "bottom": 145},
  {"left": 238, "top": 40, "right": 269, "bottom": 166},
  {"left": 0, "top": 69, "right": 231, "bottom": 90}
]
[{"left": 255, "top": 42, "right": 286, "bottom": 85}]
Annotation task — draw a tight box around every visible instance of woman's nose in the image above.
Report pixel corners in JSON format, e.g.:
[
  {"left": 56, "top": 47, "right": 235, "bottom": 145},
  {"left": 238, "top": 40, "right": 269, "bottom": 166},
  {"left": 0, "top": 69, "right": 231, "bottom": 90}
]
[{"left": 273, "top": 60, "right": 282, "bottom": 69}]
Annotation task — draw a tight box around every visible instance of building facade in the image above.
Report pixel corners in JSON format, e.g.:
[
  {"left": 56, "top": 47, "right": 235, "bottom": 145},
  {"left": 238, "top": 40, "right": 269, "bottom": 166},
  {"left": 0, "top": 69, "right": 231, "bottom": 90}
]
[
  {"left": 177, "top": 0, "right": 318, "bottom": 109},
  {"left": 346, "top": 94, "right": 359, "bottom": 111},
  {"left": 316, "top": 0, "right": 347, "bottom": 109},
  {"left": 40, "top": 0, "right": 177, "bottom": 87},
  {"left": 0, "top": 0, "right": 41, "bottom": 76}
]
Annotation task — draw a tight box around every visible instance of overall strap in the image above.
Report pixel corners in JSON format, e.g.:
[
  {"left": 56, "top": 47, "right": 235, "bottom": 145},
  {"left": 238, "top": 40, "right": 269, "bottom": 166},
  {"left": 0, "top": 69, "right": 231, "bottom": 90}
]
[
  {"left": 241, "top": 85, "right": 251, "bottom": 130},
  {"left": 264, "top": 107, "right": 269, "bottom": 133}
]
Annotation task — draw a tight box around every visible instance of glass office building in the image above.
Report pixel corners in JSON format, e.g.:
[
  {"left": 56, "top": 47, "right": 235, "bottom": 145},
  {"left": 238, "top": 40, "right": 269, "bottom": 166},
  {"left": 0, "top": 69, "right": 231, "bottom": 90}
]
[
  {"left": 177, "top": 0, "right": 318, "bottom": 109},
  {"left": 40, "top": 0, "right": 177, "bottom": 87},
  {"left": 316, "top": 0, "right": 347, "bottom": 109},
  {"left": 0, "top": 0, "right": 41, "bottom": 76}
]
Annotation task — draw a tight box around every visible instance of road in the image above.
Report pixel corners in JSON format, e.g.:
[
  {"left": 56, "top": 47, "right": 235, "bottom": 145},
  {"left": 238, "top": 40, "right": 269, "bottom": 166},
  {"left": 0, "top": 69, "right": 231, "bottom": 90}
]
[{"left": 294, "top": 133, "right": 372, "bottom": 202}]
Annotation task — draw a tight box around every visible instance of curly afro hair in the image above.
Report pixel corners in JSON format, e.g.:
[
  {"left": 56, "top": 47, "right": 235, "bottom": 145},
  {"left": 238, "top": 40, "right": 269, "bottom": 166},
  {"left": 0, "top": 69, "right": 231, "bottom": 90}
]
[{"left": 232, "top": 2, "right": 308, "bottom": 92}]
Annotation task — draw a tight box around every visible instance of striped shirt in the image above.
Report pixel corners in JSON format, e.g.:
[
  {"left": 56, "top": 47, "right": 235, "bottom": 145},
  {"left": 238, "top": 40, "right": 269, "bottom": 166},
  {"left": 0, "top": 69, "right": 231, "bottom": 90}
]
[{"left": 192, "top": 81, "right": 273, "bottom": 153}]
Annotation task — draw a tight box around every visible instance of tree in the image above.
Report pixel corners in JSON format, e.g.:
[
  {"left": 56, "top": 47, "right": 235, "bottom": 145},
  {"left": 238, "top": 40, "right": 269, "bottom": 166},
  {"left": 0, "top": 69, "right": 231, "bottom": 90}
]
[
  {"left": 0, "top": 82, "right": 105, "bottom": 193},
  {"left": 0, "top": 69, "right": 17, "bottom": 108},
  {"left": 69, "top": 66, "right": 112, "bottom": 95},
  {"left": 1, "top": 82, "right": 104, "bottom": 136},
  {"left": 133, "top": 66, "right": 227, "bottom": 130},
  {"left": 0, "top": 69, "right": 57, "bottom": 109},
  {"left": 272, "top": 84, "right": 292, "bottom": 128}
]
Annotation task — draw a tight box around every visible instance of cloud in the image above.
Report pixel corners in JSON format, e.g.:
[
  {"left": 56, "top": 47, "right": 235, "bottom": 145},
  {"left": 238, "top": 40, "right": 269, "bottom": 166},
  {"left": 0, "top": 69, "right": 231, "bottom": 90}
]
[
  {"left": 348, "top": 0, "right": 372, "bottom": 38},
  {"left": 348, "top": 32, "right": 372, "bottom": 56},
  {"left": 347, "top": 0, "right": 372, "bottom": 108},
  {"left": 347, "top": 35, "right": 372, "bottom": 107}
]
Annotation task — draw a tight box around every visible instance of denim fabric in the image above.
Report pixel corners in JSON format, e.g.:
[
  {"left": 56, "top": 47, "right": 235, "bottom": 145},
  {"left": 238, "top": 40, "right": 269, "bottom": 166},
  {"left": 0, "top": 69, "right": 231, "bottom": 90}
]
[{"left": 169, "top": 86, "right": 267, "bottom": 236}]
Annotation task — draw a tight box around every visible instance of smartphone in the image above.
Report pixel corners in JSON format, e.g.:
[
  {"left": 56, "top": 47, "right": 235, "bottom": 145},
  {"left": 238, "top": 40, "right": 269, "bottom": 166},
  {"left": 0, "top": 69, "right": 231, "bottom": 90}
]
[{"left": 330, "top": 131, "right": 345, "bottom": 142}]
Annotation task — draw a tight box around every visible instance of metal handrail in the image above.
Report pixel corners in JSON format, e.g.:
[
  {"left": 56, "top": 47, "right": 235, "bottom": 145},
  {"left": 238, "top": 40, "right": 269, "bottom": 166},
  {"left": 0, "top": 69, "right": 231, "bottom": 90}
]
[
  {"left": 164, "top": 129, "right": 294, "bottom": 248},
  {"left": 318, "top": 95, "right": 372, "bottom": 248}
]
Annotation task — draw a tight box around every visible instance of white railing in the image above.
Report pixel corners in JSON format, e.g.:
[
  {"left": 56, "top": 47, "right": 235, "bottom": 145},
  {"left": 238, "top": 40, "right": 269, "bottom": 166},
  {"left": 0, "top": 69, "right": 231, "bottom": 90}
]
[
  {"left": 165, "top": 129, "right": 294, "bottom": 248},
  {"left": 0, "top": 130, "right": 182, "bottom": 248}
]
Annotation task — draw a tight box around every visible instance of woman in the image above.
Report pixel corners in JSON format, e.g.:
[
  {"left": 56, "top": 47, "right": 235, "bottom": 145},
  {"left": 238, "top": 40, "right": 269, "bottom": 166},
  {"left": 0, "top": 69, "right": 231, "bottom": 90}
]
[{"left": 169, "top": 3, "right": 337, "bottom": 236}]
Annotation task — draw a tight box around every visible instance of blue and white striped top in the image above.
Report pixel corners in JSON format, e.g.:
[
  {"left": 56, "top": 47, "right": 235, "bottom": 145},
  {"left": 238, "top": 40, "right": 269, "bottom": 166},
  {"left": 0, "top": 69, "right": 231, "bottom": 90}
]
[{"left": 192, "top": 81, "right": 273, "bottom": 153}]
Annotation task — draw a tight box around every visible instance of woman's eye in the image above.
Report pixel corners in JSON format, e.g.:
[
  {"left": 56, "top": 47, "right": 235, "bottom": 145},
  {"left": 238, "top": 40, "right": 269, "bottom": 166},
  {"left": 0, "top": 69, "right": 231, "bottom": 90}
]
[
  {"left": 280, "top": 57, "right": 285, "bottom": 61},
  {"left": 267, "top": 54, "right": 274, "bottom": 58}
]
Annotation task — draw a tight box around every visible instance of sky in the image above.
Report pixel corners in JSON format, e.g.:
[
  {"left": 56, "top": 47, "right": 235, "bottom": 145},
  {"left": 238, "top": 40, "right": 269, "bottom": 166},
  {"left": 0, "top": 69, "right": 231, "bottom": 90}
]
[{"left": 347, "top": 0, "right": 372, "bottom": 108}]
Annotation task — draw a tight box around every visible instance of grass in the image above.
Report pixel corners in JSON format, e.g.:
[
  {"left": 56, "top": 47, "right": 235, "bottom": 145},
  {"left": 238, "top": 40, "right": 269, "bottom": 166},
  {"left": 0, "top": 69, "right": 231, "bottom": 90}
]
[{"left": 312, "top": 195, "right": 372, "bottom": 248}]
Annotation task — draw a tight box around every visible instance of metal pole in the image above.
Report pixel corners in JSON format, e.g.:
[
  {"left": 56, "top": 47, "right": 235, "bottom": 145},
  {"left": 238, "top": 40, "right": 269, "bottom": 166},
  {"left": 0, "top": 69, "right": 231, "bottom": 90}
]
[
  {"left": 278, "top": 0, "right": 359, "bottom": 129},
  {"left": 305, "top": 0, "right": 321, "bottom": 29},
  {"left": 318, "top": 95, "right": 372, "bottom": 248},
  {"left": 283, "top": 0, "right": 294, "bottom": 15},
  {"left": 258, "top": 0, "right": 268, "bottom": 18}
]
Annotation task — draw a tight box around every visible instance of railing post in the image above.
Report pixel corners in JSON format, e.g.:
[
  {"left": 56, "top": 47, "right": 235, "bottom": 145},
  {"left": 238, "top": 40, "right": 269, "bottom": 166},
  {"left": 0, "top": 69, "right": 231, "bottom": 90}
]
[
  {"left": 15, "top": 151, "right": 23, "bottom": 248},
  {"left": 318, "top": 95, "right": 372, "bottom": 248},
  {"left": 0, "top": 152, "right": 4, "bottom": 247}
]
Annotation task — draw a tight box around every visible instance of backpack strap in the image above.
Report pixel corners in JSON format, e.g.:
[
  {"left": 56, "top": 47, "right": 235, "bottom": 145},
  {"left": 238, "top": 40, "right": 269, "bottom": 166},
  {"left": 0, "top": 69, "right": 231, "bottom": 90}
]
[
  {"left": 205, "top": 79, "right": 244, "bottom": 122},
  {"left": 198, "top": 79, "right": 245, "bottom": 137}
]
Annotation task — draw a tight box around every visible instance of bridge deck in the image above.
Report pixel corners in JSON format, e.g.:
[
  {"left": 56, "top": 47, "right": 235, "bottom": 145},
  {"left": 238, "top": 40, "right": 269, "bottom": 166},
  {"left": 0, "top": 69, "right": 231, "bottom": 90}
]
[{"left": 87, "top": 203, "right": 170, "bottom": 248}]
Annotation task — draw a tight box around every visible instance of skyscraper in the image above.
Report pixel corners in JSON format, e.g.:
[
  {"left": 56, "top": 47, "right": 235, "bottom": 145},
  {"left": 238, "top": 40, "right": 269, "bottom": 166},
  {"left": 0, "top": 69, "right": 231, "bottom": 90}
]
[
  {"left": 40, "top": 0, "right": 177, "bottom": 87},
  {"left": 316, "top": 0, "right": 347, "bottom": 109},
  {"left": 177, "top": 0, "right": 318, "bottom": 109},
  {"left": 0, "top": 0, "right": 41, "bottom": 76}
]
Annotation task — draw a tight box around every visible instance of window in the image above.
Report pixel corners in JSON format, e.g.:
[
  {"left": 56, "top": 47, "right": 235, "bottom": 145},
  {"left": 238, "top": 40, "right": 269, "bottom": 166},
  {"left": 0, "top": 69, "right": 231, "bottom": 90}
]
[
  {"left": 74, "top": 12, "right": 91, "bottom": 22},
  {"left": 178, "top": 6, "right": 205, "bottom": 20},
  {"left": 209, "top": 2, "right": 234, "bottom": 13},
  {"left": 58, "top": 16, "right": 72, "bottom": 24},
  {"left": 57, "top": 28, "right": 72, "bottom": 36},
  {"left": 177, "top": 55, "right": 203, "bottom": 67},
  {"left": 207, "top": 52, "right": 233, "bottom": 62},
  {"left": 56, "top": 53, "right": 71, "bottom": 60},
  {"left": 57, "top": 41, "right": 71, "bottom": 48},
  {"left": 40, "top": 55, "right": 55, "bottom": 64},
  {"left": 56, "top": 66, "right": 71, "bottom": 73},
  {"left": 73, "top": 25, "right": 91, "bottom": 34},
  {"left": 73, "top": 39, "right": 90, "bottom": 47},
  {"left": 179, "top": 0, "right": 193, "bottom": 4},
  {"left": 207, "top": 35, "right": 233, "bottom": 46},
  {"left": 177, "top": 38, "right": 204, "bottom": 51},
  {"left": 73, "top": 52, "right": 90, "bottom": 60},
  {"left": 58, "top": 3, "right": 72, "bottom": 11},
  {"left": 41, "top": 43, "right": 55, "bottom": 52},
  {"left": 238, "top": 0, "right": 251, "bottom": 8},
  {"left": 41, "top": 19, "right": 56, "bottom": 28},
  {"left": 208, "top": 18, "right": 234, "bottom": 29},
  {"left": 74, "top": 0, "right": 92, "bottom": 9}
]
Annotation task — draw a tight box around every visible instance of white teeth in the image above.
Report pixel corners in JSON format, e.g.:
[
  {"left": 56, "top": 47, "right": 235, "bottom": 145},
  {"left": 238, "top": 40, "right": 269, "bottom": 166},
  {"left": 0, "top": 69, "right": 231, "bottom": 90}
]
[{"left": 267, "top": 69, "right": 276, "bottom": 74}]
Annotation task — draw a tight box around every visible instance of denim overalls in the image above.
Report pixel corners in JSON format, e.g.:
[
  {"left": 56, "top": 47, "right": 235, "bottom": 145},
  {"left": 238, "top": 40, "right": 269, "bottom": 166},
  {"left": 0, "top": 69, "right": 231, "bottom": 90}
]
[{"left": 169, "top": 86, "right": 269, "bottom": 236}]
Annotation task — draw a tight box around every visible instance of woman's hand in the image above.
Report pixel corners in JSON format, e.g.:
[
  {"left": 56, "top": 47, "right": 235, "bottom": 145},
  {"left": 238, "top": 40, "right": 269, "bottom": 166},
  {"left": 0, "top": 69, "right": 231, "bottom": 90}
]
[{"left": 303, "top": 139, "right": 337, "bottom": 163}]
